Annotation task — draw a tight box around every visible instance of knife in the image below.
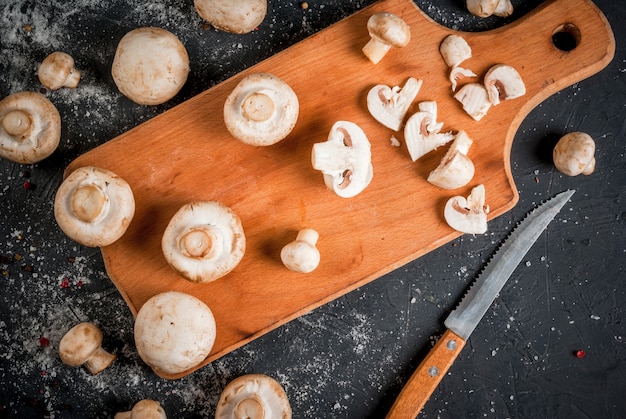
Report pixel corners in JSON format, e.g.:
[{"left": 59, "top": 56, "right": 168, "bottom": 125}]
[{"left": 386, "top": 189, "right": 575, "bottom": 419}]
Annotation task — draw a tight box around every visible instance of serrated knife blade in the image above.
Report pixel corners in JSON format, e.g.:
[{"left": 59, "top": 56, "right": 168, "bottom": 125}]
[{"left": 386, "top": 189, "right": 575, "bottom": 419}]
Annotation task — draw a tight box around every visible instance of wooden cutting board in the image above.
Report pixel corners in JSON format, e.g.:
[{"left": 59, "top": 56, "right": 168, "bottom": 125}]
[{"left": 66, "top": 0, "right": 614, "bottom": 379}]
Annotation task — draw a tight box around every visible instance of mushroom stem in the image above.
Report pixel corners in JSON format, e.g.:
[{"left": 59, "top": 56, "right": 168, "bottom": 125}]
[
  {"left": 84, "top": 346, "right": 117, "bottom": 375},
  {"left": 296, "top": 228, "right": 318, "bottom": 246},
  {"left": 235, "top": 396, "right": 265, "bottom": 419},
  {"left": 178, "top": 227, "right": 221, "bottom": 259},
  {"left": 2, "top": 109, "right": 33, "bottom": 138},
  {"left": 70, "top": 183, "right": 109, "bottom": 223},
  {"left": 242, "top": 92, "right": 275, "bottom": 122},
  {"left": 362, "top": 38, "right": 392, "bottom": 65}
]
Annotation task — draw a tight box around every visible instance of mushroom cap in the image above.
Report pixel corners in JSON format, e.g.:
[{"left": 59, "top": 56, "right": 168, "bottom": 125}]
[
  {"left": 224, "top": 73, "right": 299, "bottom": 146},
  {"left": 54, "top": 166, "right": 135, "bottom": 247},
  {"left": 439, "top": 34, "right": 472, "bottom": 68},
  {"left": 0, "top": 91, "right": 61, "bottom": 164},
  {"left": 38, "top": 51, "right": 81, "bottom": 90},
  {"left": 134, "top": 291, "right": 216, "bottom": 376},
  {"left": 280, "top": 229, "right": 320, "bottom": 273},
  {"left": 111, "top": 27, "right": 189, "bottom": 106},
  {"left": 194, "top": 0, "right": 267, "bottom": 34},
  {"left": 553, "top": 132, "right": 596, "bottom": 176},
  {"left": 162, "top": 201, "right": 246, "bottom": 283},
  {"left": 215, "top": 374, "right": 292, "bottom": 419},
  {"left": 367, "top": 12, "right": 411, "bottom": 48},
  {"left": 58, "top": 322, "right": 103, "bottom": 367}
]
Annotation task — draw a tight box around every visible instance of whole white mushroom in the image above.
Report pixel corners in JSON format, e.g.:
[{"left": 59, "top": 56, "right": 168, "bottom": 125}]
[
  {"left": 194, "top": 0, "right": 267, "bottom": 34},
  {"left": 553, "top": 132, "right": 596, "bottom": 176}
]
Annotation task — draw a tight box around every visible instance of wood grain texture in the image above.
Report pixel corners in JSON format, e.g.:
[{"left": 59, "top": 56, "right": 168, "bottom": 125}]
[{"left": 66, "top": 0, "right": 614, "bottom": 379}]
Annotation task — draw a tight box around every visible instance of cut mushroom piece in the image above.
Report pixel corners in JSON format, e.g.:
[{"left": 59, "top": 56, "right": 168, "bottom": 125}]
[
  {"left": 494, "top": 0, "right": 514, "bottom": 17},
  {"left": 553, "top": 132, "right": 596, "bottom": 176},
  {"left": 404, "top": 101, "right": 454, "bottom": 162},
  {"left": 444, "top": 184, "right": 490, "bottom": 234},
  {"left": 311, "top": 121, "right": 373, "bottom": 198},
  {"left": 114, "top": 400, "right": 167, "bottom": 419},
  {"left": 112, "top": 27, "right": 189, "bottom": 105},
  {"left": 0, "top": 91, "right": 61, "bottom": 164},
  {"left": 215, "top": 374, "right": 292, "bottom": 419},
  {"left": 54, "top": 166, "right": 135, "bottom": 247},
  {"left": 454, "top": 82, "right": 491, "bottom": 121},
  {"left": 281, "top": 228, "right": 320, "bottom": 273},
  {"left": 450, "top": 66, "right": 477, "bottom": 92},
  {"left": 224, "top": 73, "right": 299, "bottom": 146},
  {"left": 428, "top": 130, "right": 475, "bottom": 189},
  {"left": 367, "top": 77, "right": 422, "bottom": 131},
  {"left": 134, "top": 291, "right": 216, "bottom": 376},
  {"left": 362, "top": 12, "right": 411, "bottom": 64},
  {"left": 484, "top": 64, "right": 526, "bottom": 105},
  {"left": 59, "top": 322, "right": 116, "bottom": 375},
  {"left": 466, "top": 0, "right": 500, "bottom": 17},
  {"left": 162, "top": 201, "right": 245, "bottom": 283},
  {"left": 194, "top": 0, "right": 267, "bottom": 34},
  {"left": 439, "top": 34, "right": 472, "bottom": 68},
  {"left": 38, "top": 51, "right": 81, "bottom": 90}
]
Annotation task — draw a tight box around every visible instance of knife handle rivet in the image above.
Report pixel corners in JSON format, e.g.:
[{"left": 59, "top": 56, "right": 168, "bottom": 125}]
[
  {"left": 428, "top": 366, "right": 439, "bottom": 377},
  {"left": 446, "top": 339, "right": 457, "bottom": 351}
]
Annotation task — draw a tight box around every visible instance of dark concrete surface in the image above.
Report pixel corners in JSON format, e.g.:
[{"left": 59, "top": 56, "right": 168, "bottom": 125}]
[{"left": 1, "top": 0, "right": 624, "bottom": 417}]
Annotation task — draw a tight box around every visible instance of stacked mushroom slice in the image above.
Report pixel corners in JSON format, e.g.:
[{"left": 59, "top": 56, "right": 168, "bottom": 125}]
[{"left": 215, "top": 374, "right": 292, "bottom": 419}]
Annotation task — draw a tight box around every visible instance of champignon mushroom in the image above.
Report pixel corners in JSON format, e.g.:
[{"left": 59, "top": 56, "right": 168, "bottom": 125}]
[
  {"left": 114, "top": 400, "right": 167, "bottom": 419},
  {"left": 484, "top": 64, "right": 526, "bottom": 105},
  {"left": 494, "top": 0, "right": 514, "bottom": 17},
  {"left": 553, "top": 132, "right": 596, "bottom": 176},
  {"left": 215, "top": 374, "right": 292, "bottom": 419},
  {"left": 311, "top": 121, "right": 373, "bottom": 198},
  {"left": 280, "top": 228, "right": 320, "bottom": 273},
  {"left": 427, "top": 130, "right": 475, "bottom": 189},
  {"left": 224, "top": 73, "right": 299, "bottom": 146},
  {"left": 194, "top": 0, "right": 267, "bottom": 34},
  {"left": 444, "top": 184, "right": 490, "bottom": 234},
  {"left": 439, "top": 34, "right": 472, "bottom": 68},
  {"left": 38, "top": 51, "right": 81, "bottom": 90},
  {"left": 362, "top": 12, "right": 411, "bottom": 64},
  {"left": 162, "top": 201, "right": 245, "bottom": 283},
  {"left": 59, "top": 322, "right": 116, "bottom": 374},
  {"left": 404, "top": 101, "right": 454, "bottom": 162},
  {"left": 0, "top": 91, "right": 61, "bottom": 164},
  {"left": 111, "top": 27, "right": 189, "bottom": 105},
  {"left": 134, "top": 291, "right": 216, "bottom": 376},
  {"left": 54, "top": 166, "right": 135, "bottom": 247},
  {"left": 466, "top": 0, "right": 513, "bottom": 18},
  {"left": 454, "top": 82, "right": 491, "bottom": 121},
  {"left": 367, "top": 77, "right": 422, "bottom": 131}
]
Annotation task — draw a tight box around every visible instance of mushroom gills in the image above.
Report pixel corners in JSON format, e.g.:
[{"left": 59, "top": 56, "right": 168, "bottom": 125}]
[{"left": 484, "top": 64, "right": 526, "bottom": 105}]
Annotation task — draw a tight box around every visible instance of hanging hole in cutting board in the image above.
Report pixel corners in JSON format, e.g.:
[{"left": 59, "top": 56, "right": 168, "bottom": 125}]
[{"left": 552, "top": 23, "right": 581, "bottom": 52}]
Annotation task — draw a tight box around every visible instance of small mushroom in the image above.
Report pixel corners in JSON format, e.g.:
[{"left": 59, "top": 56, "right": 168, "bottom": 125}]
[
  {"left": 367, "top": 77, "right": 422, "bottom": 131},
  {"left": 362, "top": 12, "right": 411, "bottom": 64},
  {"left": 162, "top": 201, "right": 245, "bottom": 283},
  {"left": 134, "top": 291, "right": 216, "bottom": 376},
  {"left": 215, "top": 374, "right": 292, "bottom": 419},
  {"left": 444, "top": 184, "right": 490, "bottom": 234},
  {"left": 454, "top": 82, "right": 491, "bottom": 121},
  {"left": 553, "top": 132, "right": 596, "bottom": 176},
  {"left": 484, "top": 64, "right": 525, "bottom": 105},
  {"left": 404, "top": 101, "right": 454, "bottom": 162},
  {"left": 439, "top": 34, "right": 472, "bottom": 68},
  {"left": 280, "top": 228, "right": 320, "bottom": 273},
  {"left": 38, "top": 51, "right": 81, "bottom": 90},
  {"left": 311, "top": 121, "right": 373, "bottom": 198},
  {"left": 54, "top": 166, "right": 135, "bottom": 247},
  {"left": 194, "top": 0, "right": 267, "bottom": 34},
  {"left": 0, "top": 91, "right": 61, "bottom": 164},
  {"left": 466, "top": 0, "right": 513, "bottom": 18},
  {"left": 224, "top": 73, "right": 299, "bottom": 146},
  {"left": 114, "top": 400, "right": 167, "bottom": 419},
  {"left": 111, "top": 27, "right": 189, "bottom": 105},
  {"left": 59, "top": 322, "right": 116, "bottom": 374},
  {"left": 428, "top": 130, "right": 475, "bottom": 189}
]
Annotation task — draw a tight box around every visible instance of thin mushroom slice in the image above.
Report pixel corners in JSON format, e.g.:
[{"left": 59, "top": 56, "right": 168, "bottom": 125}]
[
  {"left": 439, "top": 34, "right": 472, "bottom": 68},
  {"left": 444, "top": 184, "right": 490, "bottom": 234},
  {"left": 367, "top": 77, "right": 422, "bottom": 131},
  {"left": 54, "top": 166, "right": 135, "bottom": 247},
  {"left": 449, "top": 66, "right": 477, "bottom": 92},
  {"left": 454, "top": 82, "right": 491, "bottom": 121},
  {"left": 0, "top": 91, "right": 61, "bottom": 164},
  {"left": 215, "top": 374, "right": 292, "bottom": 419},
  {"left": 162, "top": 201, "right": 245, "bottom": 283},
  {"left": 427, "top": 130, "right": 475, "bottom": 189},
  {"left": 404, "top": 101, "right": 454, "bottom": 162},
  {"left": 484, "top": 64, "right": 526, "bottom": 105}
]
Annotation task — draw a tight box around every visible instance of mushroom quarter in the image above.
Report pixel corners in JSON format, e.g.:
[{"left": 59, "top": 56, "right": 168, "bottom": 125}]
[
  {"left": 0, "top": 91, "right": 61, "bottom": 164},
  {"left": 194, "top": 0, "right": 267, "bottom": 34}
]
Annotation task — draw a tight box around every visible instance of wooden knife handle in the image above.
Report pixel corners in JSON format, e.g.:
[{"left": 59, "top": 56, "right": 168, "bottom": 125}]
[{"left": 386, "top": 329, "right": 466, "bottom": 419}]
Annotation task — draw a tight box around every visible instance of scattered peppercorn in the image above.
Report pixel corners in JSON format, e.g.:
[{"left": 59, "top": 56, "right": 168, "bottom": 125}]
[
  {"left": 575, "top": 350, "right": 586, "bottom": 358},
  {"left": 301, "top": 2, "right": 309, "bottom": 9},
  {"left": 39, "top": 337, "right": 50, "bottom": 347},
  {"left": 60, "top": 278, "right": 70, "bottom": 288}
]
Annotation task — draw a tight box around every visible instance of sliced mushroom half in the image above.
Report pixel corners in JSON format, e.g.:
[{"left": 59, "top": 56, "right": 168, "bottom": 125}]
[
  {"left": 454, "top": 82, "right": 491, "bottom": 121},
  {"left": 215, "top": 374, "right": 292, "bottom": 419},
  {"left": 162, "top": 201, "right": 245, "bottom": 283},
  {"left": 367, "top": 77, "right": 422, "bottom": 131},
  {"left": 484, "top": 64, "right": 526, "bottom": 105},
  {"left": 54, "top": 166, "right": 135, "bottom": 247},
  {"left": 427, "top": 130, "right": 475, "bottom": 189},
  {"left": 311, "top": 121, "right": 373, "bottom": 198},
  {"left": 0, "top": 91, "right": 61, "bottom": 164},
  {"left": 444, "top": 184, "right": 490, "bottom": 234},
  {"left": 224, "top": 73, "right": 299, "bottom": 146},
  {"left": 404, "top": 101, "right": 454, "bottom": 162}
]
